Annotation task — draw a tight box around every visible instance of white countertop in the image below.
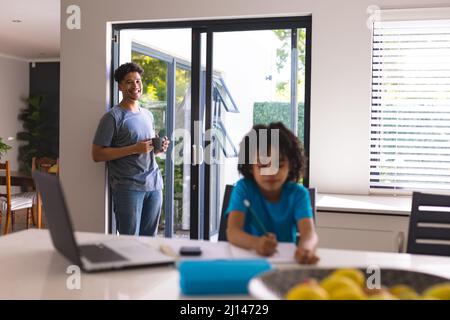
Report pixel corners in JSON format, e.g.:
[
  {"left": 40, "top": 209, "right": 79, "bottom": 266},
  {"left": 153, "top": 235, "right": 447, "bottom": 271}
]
[
  {"left": 1, "top": 229, "right": 449, "bottom": 299},
  {"left": 317, "top": 193, "right": 412, "bottom": 216}
]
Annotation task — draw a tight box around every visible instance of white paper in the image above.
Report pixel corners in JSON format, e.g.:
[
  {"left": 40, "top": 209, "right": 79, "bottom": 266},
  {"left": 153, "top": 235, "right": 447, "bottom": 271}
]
[{"left": 229, "top": 242, "right": 297, "bottom": 264}]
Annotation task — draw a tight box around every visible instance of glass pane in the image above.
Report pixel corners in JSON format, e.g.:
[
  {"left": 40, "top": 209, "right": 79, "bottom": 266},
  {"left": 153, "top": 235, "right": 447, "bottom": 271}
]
[
  {"left": 174, "top": 66, "right": 191, "bottom": 237},
  {"left": 209, "top": 29, "right": 296, "bottom": 238},
  {"left": 252, "top": 29, "right": 292, "bottom": 130},
  {"left": 122, "top": 28, "right": 192, "bottom": 238},
  {"left": 131, "top": 51, "right": 169, "bottom": 237},
  {"left": 132, "top": 52, "right": 168, "bottom": 131},
  {"left": 297, "top": 28, "right": 307, "bottom": 143}
]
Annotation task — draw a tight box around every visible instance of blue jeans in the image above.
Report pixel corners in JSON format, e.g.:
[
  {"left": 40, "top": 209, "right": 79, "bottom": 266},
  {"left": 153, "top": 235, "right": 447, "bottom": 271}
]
[{"left": 112, "top": 189, "right": 163, "bottom": 236}]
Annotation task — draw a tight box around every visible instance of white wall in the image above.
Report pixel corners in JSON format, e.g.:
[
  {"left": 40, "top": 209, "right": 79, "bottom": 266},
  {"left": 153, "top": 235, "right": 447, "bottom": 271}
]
[
  {"left": 0, "top": 55, "right": 29, "bottom": 170},
  {"left": 60, "top": 0, "right": 450, "bottom": 232}
]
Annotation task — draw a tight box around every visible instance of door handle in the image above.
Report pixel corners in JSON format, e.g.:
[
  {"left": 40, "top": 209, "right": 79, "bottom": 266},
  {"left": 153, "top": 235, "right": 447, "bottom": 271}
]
[
  {"left": 192, "top": 145, "right": 197, "bottom": 165},
  {"left": 397, "top": 231, "right": 405, "bottom": 253}
]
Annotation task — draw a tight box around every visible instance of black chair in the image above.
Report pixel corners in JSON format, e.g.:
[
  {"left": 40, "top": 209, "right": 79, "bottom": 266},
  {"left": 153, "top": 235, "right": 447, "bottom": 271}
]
[
  {"left": 407, "top": 191, "right": 450, "bottom": 256},
  {"left": 308, "top": 187, "right": 317, "bottom": 223},
  {"left": 218, "top": 185, "right": 234, "bottom": 241},
  {"left": 218, "top": 185, "right": 317, "bottom": 241}
]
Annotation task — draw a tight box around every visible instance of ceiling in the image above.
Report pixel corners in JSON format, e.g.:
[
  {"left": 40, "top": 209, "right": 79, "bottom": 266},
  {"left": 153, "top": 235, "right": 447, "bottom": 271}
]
[{"left": 0, "top": 0, "right": 60, "bottom": 60}]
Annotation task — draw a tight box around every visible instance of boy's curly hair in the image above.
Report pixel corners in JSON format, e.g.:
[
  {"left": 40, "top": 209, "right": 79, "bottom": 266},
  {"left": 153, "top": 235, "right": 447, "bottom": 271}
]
[
  {"left": 114, "top": 62, "right": 144, "bottom": 83},
  {"left": 237, "top": 122, "right": 307, "bottom": 182}
]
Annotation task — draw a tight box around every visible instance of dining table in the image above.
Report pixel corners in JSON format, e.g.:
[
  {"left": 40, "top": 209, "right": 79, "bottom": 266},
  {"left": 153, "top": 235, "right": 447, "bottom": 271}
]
[{"left": 0, "top": 170, "right": 35, "bottom": 190}]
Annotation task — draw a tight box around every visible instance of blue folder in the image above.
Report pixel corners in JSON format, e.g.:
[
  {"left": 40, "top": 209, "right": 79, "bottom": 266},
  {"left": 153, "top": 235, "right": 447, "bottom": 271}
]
[{"left": 178, "top": 259, "right": 272, "bottom": 295}]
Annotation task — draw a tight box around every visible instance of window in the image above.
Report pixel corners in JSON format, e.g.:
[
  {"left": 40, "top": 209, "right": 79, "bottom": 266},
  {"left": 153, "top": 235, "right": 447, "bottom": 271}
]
[{"left": 370, "top": 14, "right": 450, "bottom": 193}]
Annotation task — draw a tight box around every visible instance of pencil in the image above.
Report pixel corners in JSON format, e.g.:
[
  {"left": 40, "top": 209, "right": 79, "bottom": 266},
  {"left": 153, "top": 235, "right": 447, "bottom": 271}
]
[
  {"left": 243, "top": 199, "right": 268, "bottom": 235},
  {"left": 243, "top": 199, "right": 278, "bottom": 254}
]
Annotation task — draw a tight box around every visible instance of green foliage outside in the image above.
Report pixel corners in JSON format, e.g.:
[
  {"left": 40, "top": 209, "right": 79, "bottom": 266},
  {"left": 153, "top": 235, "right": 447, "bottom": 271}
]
[
  {"left": 0, "top": 137, "right": 12, "bottom": 159},
  {"left": 16, "top": 95, "right": 59, "bottom": 173},
  {"left": 253, "top": 102, "right": 305, "bottom": 143},
  {"left": 132, "top": 52, "right": 167, "bottom": 102},
  {"left": 273, "top": 29, "right": 306, "bottom": 99}
]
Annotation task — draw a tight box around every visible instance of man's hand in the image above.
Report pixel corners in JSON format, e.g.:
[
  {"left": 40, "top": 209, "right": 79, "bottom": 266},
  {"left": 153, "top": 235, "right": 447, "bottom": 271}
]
[
  {"left": 154, "top": 136, "right": 170, "bottom": 155},
  {"left": 255, "top": 233, "right": 278, "bottom": 256},
  {"left": 295, "top": 241, "right": 320, "bottom": 265},
  {"left": 134, "top": 140, "right": 153, "bottom": 154},
  {"left": 161, "top": 136, "right": 170, "bottom": 153}
]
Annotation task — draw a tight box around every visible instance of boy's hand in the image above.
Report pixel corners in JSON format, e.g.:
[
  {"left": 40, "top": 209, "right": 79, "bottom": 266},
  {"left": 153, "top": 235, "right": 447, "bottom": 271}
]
[
  {"left": 256, "top": 233, "right": 278, "bottom": 256},
  {"left": 295, "top": 242, "right": 320, "bottom": 265}
]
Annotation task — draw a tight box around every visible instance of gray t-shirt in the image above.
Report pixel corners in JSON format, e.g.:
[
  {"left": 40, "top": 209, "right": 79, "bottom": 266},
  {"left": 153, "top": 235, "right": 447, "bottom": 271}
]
[{"left": 93, "top": 105, "right": 163, "bottom": 191}]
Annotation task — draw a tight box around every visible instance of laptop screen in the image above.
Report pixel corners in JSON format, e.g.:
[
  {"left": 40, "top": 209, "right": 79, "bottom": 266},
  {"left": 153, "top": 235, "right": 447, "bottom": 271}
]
[{"left": 32, "top": 171, "right": 83, "bottom": 267}]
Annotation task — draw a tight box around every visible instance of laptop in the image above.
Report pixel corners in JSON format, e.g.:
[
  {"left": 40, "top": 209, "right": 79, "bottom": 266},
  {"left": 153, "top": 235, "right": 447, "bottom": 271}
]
[{"left": 32, "top": 171, "right": 175, "bottom": 272}]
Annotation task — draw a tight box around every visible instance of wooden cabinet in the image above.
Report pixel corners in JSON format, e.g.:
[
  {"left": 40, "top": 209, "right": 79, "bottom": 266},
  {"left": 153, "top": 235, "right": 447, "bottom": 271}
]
[{"left": 316, "top": 211, "right": 409, "bottom": 253}]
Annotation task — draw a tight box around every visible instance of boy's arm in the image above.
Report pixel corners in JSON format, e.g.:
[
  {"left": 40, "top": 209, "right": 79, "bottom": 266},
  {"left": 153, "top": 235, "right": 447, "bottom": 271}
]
[
  {"left": 226, "top": 211, "right": 277, "bottom": 256},
  {"left": 92, "top": 141, "right": 153, "bottom": 162},
  {"left": 295, "top": 218, "right": 320, "bottom": 264}
]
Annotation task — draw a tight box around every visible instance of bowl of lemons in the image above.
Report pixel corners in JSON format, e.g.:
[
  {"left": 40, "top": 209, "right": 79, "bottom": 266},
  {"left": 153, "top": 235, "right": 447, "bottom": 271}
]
[{"left": 248, "top": 267, "right": 450, "bottom": 300}]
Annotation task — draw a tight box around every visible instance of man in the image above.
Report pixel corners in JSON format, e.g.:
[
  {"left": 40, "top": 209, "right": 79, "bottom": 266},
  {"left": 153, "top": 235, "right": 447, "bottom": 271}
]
[{"left": 92, "top": 62, "right": 169, "bottom": 236}]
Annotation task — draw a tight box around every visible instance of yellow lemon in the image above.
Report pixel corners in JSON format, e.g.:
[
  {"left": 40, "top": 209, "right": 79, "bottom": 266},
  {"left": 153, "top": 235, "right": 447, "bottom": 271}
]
[
  {"left": 389, "top": 285, "right": 418, "bottom": 300},
  {"left": 286, "top": 283, "right": 330, "bottom": 300},
  {"left": 331, "top": 268, "right": 365, "bottom": 287},
  {"left": 330, "top": 287, "right": 367, "bottom": 300},
  {"left": 320, "top": 275, "right": 361, "bottom": 295},
  {"left": 367, "top": 292, "right": 398, "bottom": 300},
  {"left": 423, "top": 283, "right": 450, "bottom": 300},
  {"left": 416, "top": 296, "right": 439, "bottom": 300}
]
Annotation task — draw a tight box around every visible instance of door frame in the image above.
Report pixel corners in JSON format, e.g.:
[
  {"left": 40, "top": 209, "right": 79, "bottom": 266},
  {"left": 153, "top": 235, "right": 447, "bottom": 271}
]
[{"left": 110, "top": 16, "right": 312, "bottom": 239}]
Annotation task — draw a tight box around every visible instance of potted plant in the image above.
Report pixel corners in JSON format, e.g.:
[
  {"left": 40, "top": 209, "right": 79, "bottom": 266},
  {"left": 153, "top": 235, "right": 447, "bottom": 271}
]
[
  {"left": 17, "top": 94, "right": 59, "bottom": 173},
  {"left": 0, "top": 137, "right": 12, "bottom": 160}
]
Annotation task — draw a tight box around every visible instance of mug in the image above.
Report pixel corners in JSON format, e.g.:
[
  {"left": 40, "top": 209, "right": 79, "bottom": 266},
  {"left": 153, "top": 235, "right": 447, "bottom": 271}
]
[{"left": 152, "top": 137, "right": 163, "bottom": 153}]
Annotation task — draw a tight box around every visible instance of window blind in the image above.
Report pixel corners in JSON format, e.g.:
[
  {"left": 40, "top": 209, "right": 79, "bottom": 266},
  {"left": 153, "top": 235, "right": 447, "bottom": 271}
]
[{"left": 370, "top": 19, "right": 450, "bottom": 192}]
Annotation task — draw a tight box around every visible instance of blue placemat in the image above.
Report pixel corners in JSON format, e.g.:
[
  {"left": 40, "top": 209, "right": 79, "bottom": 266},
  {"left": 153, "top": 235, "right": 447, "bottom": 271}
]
[{"left": 178, "top": 259, "right": 272, "bottom": 295}]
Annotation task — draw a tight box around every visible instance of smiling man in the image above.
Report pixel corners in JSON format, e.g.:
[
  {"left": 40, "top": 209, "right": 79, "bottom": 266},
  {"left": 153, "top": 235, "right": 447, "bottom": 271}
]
[{"left": 92, "top": 62, "right": 169, "bottom": 236}]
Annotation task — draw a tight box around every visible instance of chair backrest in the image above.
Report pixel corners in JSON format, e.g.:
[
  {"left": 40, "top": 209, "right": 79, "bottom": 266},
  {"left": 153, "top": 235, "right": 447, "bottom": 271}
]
[
  {"left": 0, "top": 161, "right": 11, "bottom": 200},
  {"left": 32, "top": 157, "right": 59, "bottom": 175},
  {"left": 0, "top": 161, "right": 12, "bottom": 212},
  {"left": 308, "top": 187, "right": 317, "bottom": 223},
  {"left": 218, "top": 184, "right": 317, "bottom": 242},
  {"left": 407, "top": 191, "right": 450, "bottom": 256},
  {"left": 218, "top": 185, "right": 234, "bottom": 241}
]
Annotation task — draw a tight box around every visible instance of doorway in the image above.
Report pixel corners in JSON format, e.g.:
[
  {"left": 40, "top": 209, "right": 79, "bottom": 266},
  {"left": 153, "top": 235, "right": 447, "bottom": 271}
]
[{"left": 111, "top": 17, "right": 311, "bottom": 239}]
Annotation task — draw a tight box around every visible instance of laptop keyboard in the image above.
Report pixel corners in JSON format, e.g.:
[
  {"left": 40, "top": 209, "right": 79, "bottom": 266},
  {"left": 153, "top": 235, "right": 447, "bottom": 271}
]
[{"left": 79, "top": 244, "right": 128, "bottom": 263}]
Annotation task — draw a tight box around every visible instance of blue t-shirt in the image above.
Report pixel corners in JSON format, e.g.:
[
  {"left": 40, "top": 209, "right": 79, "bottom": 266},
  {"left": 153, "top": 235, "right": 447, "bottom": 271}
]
[
  {"left": 225, "top": 178, "right": 313, "bottom": 243},
  {"left": 93, "top": 105, "right": 163, "bottom": 192}
]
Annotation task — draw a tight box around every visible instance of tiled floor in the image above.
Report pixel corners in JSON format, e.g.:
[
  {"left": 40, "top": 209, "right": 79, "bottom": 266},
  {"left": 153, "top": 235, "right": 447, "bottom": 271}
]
[{"left": 0, "top": 209, "right": 190, "bottom": 238}]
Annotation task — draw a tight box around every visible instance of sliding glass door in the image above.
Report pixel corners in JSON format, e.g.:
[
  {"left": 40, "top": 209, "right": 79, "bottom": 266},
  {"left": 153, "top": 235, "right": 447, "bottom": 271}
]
[
  {"left": 111, "top": 17, "right": 311, "bottom": 240},
  {"left": 202, "top": 28, "right": 309, "bottom": 239}
]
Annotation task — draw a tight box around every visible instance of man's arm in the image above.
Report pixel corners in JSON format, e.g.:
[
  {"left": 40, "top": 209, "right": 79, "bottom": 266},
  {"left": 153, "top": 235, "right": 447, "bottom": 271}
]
[{"left": 92, "top": 141, "right": 153, "bottom": 162}]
